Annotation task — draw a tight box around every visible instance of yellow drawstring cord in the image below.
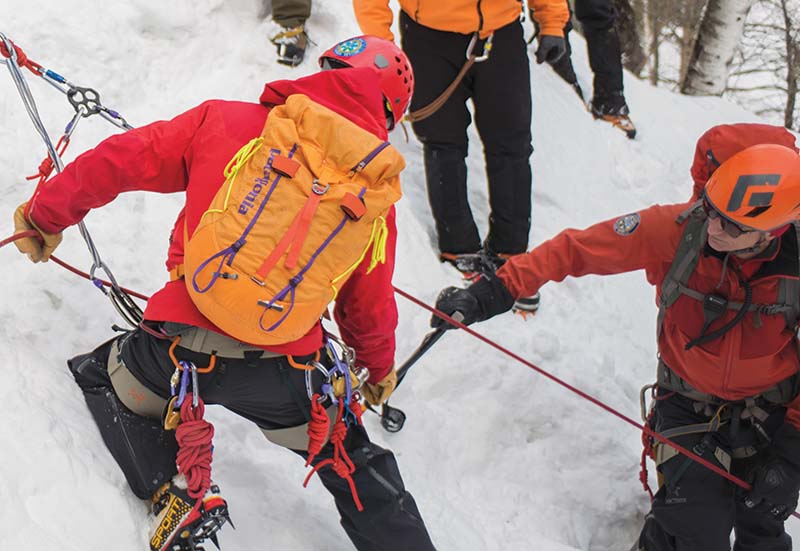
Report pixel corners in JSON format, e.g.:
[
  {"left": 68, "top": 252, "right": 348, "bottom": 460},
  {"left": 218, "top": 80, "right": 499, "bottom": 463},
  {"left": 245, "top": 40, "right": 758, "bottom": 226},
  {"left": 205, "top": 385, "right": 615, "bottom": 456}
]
[
  {"left": 330, "top": 216, "right": 388, "bottom": 299},
  {"left": 202, "top": 137, "right": 264, "bottom": 220}
]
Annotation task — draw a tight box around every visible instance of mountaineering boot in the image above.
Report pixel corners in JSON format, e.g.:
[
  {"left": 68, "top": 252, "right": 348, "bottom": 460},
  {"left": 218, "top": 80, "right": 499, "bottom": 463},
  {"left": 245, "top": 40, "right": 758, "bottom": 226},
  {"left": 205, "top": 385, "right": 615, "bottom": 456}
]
[
  {"left": 150, "top": 477, "right": 232, "bottom": 551},
  {"left": 271, "top": 25, "right": 308, "bottom": 67},
  {"left": 590, "top": 92, "right": 636, "bottom": 139}
]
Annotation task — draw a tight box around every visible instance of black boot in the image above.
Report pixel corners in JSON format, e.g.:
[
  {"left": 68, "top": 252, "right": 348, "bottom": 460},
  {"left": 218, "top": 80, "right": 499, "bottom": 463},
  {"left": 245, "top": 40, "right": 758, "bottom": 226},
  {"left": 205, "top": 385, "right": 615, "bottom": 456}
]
[{"left": 271, "top": 25, "right": 308, "bottom": 67}]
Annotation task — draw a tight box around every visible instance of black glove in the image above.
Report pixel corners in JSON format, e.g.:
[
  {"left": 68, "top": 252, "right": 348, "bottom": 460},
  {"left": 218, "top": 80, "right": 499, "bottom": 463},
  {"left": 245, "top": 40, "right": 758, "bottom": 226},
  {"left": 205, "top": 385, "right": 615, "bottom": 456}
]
[
  {"left": 431, "top": 272, "right": 516, "bottom": 330},
  {"left": 743, "top": 424, "right": 800, "bottom": 520},
  {"left": 535, "top": 35, "right": 567, "bottom": 64}
]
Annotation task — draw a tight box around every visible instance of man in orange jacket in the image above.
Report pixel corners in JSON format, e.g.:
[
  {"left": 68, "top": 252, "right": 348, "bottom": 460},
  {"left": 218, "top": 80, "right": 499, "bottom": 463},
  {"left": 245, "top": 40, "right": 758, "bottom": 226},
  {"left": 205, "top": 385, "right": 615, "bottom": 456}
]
[
  {"left": 434, "top": 127, "right": 800, "bottom": 551},
  {"left": 353, "top": 0, "right": 569, "bottom": 292},
  {"left": 13, "top": 36, "right": 435, "bottom": 551}
]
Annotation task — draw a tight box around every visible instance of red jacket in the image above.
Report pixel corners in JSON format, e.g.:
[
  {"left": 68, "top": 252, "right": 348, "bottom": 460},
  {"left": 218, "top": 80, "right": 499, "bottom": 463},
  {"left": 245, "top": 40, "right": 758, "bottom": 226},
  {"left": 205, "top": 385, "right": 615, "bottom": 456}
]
[
  {"left": 26, "top": 68, "right": 397, "bottom": 382},
  {"left": 497, "top": 203, "right": 800, "bottom": 429}
]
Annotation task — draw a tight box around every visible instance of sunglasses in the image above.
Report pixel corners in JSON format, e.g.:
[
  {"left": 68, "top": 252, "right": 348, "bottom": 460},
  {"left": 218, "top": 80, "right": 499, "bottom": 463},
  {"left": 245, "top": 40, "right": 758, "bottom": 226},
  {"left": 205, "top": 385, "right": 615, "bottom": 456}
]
[{"left": 702, "top": 197, "right": 755, "bottom": 238}]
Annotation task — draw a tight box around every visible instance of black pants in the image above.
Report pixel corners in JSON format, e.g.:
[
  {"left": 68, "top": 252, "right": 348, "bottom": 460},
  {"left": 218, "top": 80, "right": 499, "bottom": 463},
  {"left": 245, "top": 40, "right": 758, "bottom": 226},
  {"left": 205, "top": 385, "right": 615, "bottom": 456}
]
[
  {"left": 638, "top": 391, "right": 794, "bottom": 551},
  {"left": 401, "top": 12, "right": 533, "bottom": 255},
  {"left": 548, "top": 0, "right": 624, "bottom": 103},
  {"left": 68, "top": 329, "right": 436, "bottom": 551}
]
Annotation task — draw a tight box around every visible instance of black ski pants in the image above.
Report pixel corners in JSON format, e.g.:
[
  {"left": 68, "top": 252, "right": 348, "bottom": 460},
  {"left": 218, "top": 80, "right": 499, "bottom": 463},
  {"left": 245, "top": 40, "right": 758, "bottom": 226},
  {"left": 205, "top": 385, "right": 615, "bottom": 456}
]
[
  {"left": 547, "top": 0, "right": 624, "bottom": 103},
  {"left": 68, "top": 329, "right": 436, "bottom": 551},
  {"left": 638, "top": 390, "right": 794, "bottom": 551},
  {"left": 400, "top": 11, "right": 533, "bottom": 256}
]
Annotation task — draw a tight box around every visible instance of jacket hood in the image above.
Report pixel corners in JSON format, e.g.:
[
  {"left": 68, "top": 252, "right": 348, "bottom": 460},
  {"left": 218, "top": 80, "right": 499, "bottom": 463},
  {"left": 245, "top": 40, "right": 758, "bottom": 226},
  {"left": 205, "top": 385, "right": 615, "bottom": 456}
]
[{"left": 259, "top": 67, "right": 389, "bottom": 140}]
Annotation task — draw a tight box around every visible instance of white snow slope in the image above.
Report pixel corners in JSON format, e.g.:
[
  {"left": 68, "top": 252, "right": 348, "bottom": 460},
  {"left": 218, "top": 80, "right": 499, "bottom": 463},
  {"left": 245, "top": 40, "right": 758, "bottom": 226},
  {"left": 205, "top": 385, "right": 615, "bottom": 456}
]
[{"left": 1, "top": 1, "right": 798, "bottom": 550}]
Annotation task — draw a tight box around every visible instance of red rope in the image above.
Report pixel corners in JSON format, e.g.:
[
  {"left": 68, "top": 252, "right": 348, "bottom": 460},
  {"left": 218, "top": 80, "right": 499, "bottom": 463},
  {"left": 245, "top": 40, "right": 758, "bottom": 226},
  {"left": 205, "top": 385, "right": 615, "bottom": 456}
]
[
  {"left": 0, "top": 230, "right": 150, "bottom": 301},
  {"left": 26, "top": 135, "right": 69, "bottom": 186},
  {"left": 0, "top": 39, "right": 43, "bottom": 75},
  {"left": 0, "top": 229, "right": 39, "bottom": 249},
  {"left": 392, "top": 286, "right": 800, "bottom": 521},
  {"left": 306, "top": 394, "right": 330, "bottom": 466},
  {"left": 176, "top": 394, "right": 214, "bottom": 504},
  {"left": 303, "top": 397, "right": 364, "bottom": 511},
  {"left": 1, "top": 226, "right": 797, "bottom": 518}
]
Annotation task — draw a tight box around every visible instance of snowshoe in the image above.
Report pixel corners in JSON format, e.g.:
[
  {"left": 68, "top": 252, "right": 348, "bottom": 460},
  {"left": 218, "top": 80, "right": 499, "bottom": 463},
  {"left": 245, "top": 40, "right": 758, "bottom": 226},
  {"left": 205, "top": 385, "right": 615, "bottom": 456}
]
[
  {"left": 271, "top": 25, "right": 308, "bottom": 67},
  {"left": 150, "top": 479, "right": 232, "bottom": 551}
]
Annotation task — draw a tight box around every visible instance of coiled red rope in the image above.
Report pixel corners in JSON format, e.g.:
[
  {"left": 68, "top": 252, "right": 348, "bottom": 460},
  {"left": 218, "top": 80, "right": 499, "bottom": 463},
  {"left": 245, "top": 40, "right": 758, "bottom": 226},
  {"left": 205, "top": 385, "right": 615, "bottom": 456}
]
[
  {"left": 176, "top": 394, "right": 214, "bottom": 505},
  {"left": 304, "top": 397, "right": 364, "bottom": 511}
]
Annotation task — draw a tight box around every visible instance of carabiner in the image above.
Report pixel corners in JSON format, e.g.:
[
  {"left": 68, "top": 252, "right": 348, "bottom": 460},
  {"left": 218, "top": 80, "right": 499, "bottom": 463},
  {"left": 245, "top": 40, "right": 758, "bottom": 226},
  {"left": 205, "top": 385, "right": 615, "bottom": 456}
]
[{"left": 465, "top": 33, "right": 494, "bottom": 62}]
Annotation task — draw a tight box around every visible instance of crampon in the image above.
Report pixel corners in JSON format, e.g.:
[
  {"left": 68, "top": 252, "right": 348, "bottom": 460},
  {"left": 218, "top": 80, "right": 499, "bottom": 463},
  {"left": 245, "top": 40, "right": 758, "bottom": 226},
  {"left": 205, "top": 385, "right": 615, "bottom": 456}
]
[{"left": 150, "top": 482, "right": 233, "bottom": 551}]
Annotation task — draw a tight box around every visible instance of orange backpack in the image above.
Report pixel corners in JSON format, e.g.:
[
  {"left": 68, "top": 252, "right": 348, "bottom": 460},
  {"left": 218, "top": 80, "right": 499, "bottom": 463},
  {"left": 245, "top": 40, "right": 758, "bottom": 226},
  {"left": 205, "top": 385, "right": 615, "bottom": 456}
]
[{"left": 180, "top": 94, "right": 404, "bottom": 345}]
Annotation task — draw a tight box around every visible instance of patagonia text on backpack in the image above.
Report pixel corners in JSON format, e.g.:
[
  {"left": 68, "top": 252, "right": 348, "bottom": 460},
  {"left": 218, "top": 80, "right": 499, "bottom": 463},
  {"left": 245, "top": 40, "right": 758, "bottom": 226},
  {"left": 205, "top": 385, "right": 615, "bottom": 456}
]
[{"left": 180, "top": 94, "right": 404, "bottom": 345}]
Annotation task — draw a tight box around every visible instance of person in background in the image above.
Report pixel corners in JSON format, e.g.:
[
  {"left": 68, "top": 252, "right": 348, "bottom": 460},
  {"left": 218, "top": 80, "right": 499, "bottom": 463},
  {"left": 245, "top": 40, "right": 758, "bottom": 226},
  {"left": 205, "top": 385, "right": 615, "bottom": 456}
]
[
  {"left": 353, "top": 0, "right": 570, "bottom": 313},
  {"left": 539, "top": 0, "right": 636, "bottom": 138}
]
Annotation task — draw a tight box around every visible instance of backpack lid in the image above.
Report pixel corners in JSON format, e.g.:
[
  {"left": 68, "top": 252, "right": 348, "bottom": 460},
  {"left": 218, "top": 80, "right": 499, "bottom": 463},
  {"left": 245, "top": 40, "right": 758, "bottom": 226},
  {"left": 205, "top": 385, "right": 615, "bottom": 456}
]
[{"left": 690, "top": 124, "right": 799, "bottom": 201}]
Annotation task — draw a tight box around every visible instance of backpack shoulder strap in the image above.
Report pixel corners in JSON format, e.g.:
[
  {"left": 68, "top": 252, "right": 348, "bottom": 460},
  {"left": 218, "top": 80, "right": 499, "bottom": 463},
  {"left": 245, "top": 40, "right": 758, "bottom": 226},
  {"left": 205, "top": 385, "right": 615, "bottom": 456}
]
[
  {"left": 657, "top": 201, "right": 707, "bottom": 337},
  {"left": 778, "top": 222, "right": 800, "bottom": 329}
]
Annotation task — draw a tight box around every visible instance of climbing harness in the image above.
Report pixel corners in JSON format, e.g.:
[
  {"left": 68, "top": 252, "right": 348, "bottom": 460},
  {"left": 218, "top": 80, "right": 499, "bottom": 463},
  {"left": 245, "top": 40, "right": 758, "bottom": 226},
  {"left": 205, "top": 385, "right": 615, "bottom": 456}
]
[{"left": 1, "top": 32, "right": 142, "bottom": 327}]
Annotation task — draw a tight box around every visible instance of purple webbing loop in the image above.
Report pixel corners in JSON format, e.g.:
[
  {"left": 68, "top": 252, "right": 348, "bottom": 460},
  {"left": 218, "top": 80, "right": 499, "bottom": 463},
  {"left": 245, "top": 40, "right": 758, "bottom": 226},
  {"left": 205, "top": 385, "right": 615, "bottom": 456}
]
[
  {"left": 174, "top": 361, "right": 192, "bottom": 407},
  {"left": 190, "top": 144, "right": 299, "bottom": 294},
  {"left": 191, "top": 247, "right": 236, "bottom": 293}
]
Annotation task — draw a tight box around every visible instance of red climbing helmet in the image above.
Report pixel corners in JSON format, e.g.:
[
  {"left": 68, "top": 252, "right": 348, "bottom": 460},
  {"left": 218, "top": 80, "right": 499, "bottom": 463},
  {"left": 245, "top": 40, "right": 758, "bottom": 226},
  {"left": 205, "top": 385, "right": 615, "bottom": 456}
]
[{"left": 319, "top": 36, "right": 414, "bottom": 130}]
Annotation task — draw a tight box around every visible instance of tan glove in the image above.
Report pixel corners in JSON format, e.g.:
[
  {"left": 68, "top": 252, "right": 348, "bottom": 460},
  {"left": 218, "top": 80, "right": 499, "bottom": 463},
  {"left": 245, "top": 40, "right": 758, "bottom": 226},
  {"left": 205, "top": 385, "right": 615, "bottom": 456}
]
[
  {"left": 361, "top": 368, "right": 398, "bottom": 406},
  {"left": 13, "top": 202, "right": 62, "bottom": 263}
]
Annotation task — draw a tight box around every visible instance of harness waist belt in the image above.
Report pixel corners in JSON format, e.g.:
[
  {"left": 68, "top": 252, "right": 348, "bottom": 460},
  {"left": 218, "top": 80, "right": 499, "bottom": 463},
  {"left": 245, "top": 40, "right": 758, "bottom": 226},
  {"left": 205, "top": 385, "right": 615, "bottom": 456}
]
[
  {"left": 162, "top": 322, "right": 283, "bottom": 359},
  {"left": 657, "top": 360, "right": 799, "bottom": 406}
]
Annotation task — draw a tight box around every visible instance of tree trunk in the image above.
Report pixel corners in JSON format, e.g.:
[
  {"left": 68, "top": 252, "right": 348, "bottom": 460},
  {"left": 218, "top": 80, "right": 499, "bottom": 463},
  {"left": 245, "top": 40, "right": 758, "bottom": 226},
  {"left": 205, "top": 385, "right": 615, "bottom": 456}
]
[
  {"left": 645, "top": 0, "right": 662, "bottom": 85},
  {"left": 678, "top": 0, "right": 708, "bottom": 88},
  {"left": 614, "top": 0, "right": 647, "bottom": 75},
  {"left": 680, "top": 0, "right": 754, "bottom": 95},
  {"left": 781, "top": 0, "right": 798, "bottom": 129}
]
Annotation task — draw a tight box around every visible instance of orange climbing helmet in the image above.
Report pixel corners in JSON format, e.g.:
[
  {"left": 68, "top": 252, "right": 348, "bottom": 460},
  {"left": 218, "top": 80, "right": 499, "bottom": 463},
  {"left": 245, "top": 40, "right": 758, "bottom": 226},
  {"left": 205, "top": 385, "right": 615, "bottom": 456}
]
[{"left": 704, "top": 144, "right": 800, "bottom": 232}]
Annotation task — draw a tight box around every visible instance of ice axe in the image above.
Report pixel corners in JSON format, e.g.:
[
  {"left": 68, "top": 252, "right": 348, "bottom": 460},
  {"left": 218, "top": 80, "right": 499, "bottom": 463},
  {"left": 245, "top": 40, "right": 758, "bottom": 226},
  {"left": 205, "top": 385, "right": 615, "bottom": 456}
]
[{"left": 369, "top": 311, "right": 464, "bottom": 433}]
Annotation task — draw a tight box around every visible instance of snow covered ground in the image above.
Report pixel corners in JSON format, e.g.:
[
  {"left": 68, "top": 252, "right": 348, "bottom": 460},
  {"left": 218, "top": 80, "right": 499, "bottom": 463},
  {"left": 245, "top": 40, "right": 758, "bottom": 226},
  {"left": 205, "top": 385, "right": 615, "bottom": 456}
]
[{"left": 0, "top": 1, "right": 797, "bottom": 550}]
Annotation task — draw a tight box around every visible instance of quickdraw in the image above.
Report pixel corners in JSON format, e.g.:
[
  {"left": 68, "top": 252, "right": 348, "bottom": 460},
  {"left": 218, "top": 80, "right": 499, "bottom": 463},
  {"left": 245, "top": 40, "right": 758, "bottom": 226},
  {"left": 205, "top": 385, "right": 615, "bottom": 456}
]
[{"left": 1, "top": 32, "right": 141, "bottom": 327}]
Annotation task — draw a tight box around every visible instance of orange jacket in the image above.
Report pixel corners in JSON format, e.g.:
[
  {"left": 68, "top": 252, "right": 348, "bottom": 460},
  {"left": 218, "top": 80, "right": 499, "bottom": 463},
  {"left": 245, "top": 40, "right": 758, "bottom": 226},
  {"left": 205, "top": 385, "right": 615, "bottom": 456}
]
[
  {"left": 353, "top": 0, "right": 569, "bottom": 41},
  {"left": 497, "top": 203, "right": 800, "bottom": 429}
]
